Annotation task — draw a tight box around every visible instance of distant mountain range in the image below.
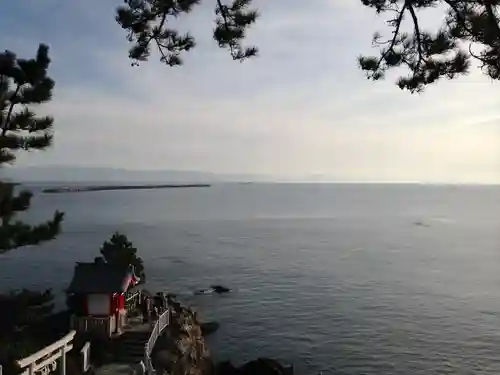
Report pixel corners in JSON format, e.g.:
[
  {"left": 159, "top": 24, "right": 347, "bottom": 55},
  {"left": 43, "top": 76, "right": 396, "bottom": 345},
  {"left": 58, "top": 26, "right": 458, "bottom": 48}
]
[{"left": 0, "top": 166, "right": 275, "bottom": 183}]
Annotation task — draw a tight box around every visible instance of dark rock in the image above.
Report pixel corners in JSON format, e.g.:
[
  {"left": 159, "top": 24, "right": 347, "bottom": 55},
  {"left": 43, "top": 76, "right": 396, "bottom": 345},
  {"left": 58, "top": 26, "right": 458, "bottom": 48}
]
[
  {"left": 240, "top": 358, "right": 293, "bottom": 375},
  {"left": 153, "top": 299, "right": 212, "bottom": 375},
  {"left": 216, "top": 358, "right": 293, "bottom": 375},
  {"left": 200, "top": 321, "right": 220, "bottom": 336},
  {"left": 210, "top": 285, "right": 231, "bottom": 293},
  {"left": 195, "top": 285, "right": 232, "bottom": 295},
  {"left": 154, "top": 350, "right": 177, "bottom": 373},
  {"left": 215, "top": 361, "right": 240, "bottom": 375}
]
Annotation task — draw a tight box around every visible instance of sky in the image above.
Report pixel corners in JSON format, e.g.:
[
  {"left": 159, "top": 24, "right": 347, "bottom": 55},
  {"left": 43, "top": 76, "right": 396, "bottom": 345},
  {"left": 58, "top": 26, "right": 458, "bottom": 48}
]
[{"left": 1, "top": 0, "right": 500, "bottom": 183}]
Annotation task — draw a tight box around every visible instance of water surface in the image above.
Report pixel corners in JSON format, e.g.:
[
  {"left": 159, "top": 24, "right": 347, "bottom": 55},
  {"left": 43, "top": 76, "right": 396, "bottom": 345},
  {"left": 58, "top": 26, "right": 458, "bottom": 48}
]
[{"left": 1, "top": 183, "right": 500, "bottom": 374}]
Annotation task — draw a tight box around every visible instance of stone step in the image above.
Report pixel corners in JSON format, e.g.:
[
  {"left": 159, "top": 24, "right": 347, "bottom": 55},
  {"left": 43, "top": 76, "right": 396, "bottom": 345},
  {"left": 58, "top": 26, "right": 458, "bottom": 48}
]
[
  {"left": 114, "top": 352, "right": 144, "bottom": 360},
  {"left": 118, "top": 333, "right": 151, "bottom": 342},
  {"left": 113, "top": 347, "right": 146, "bottom": 362},
  {"left": 115, "top": 347, "right": 144, "bottom": 356},
  {"left": 112, "top": 356, "right": 144, "bottom": 365},
  {"left": 116, "top": 340, "right": 148, "bottom": 350},
  {"left": 119, "top": 338, "right": 149, "bottom": 345},
  {"left": 115, "top": 346, "right": 147, "bottom": 355},
  {"left": 119, "top": 344, "right": 147, "bottom": 351}
]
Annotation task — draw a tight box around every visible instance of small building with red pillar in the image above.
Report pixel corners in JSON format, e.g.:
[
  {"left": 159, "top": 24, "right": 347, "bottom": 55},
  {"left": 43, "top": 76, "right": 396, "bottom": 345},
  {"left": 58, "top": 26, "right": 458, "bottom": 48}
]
[{"left": 67, "top": 258, "right": 141, "bottom": 337}]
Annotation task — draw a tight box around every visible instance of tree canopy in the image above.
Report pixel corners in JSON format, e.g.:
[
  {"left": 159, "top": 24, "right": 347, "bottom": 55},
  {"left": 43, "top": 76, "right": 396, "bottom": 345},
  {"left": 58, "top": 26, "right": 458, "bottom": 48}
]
[
  {"left": 100, "top": 232, "right": 146, "bottom": 282},
  {"left": 357, "top": 0, "right": 500, "bottom": 92},
  {"left": 115, "top": 0, "right": 500, "bottom": 93},
  {"left": 116, "top": 0, "right": 259, "bottom": 66},
  {"left": 0, "top": 45, "right": 63, "bottom": 365},
  {"left": 0, "top": 44, "right": 63, "bottom": 252}
]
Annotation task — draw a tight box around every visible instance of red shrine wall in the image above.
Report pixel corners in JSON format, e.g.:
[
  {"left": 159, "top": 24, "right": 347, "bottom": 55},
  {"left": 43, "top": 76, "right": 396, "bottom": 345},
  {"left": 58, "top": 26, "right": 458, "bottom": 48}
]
[
  {"left": 83, "top": 277, "right": 132, "bottom": 316},
  {"left": 110, "top": 293, "right": 125, "bottom": 314}
]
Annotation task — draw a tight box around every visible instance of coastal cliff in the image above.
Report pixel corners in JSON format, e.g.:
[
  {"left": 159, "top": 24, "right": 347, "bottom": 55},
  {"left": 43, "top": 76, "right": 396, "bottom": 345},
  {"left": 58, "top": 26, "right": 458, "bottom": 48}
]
[
  {"left": 152, "top": 297, "right": 293, "bottom": 375},
  {"left": 152, "top": 298, "right": 212, "bottom": 375}
]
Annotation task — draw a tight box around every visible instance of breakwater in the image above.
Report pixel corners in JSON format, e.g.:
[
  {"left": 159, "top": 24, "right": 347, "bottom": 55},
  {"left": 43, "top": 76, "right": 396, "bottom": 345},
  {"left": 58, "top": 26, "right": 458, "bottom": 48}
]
[{"left": 42, "top": 184, "right": 211, "bottom": 193}]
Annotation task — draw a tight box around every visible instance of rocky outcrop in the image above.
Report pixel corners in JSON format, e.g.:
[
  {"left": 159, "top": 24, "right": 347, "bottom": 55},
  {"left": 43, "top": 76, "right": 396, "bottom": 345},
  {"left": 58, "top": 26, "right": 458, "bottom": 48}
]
[
  {"left": 152, "top": 299, "right": 213, "bottom": 375},
  {"left": 200, "top": 321, "right": 220, "bottom": 337},
  {"left": 152, "top": 297, "right": 292, "bottom": 375}
]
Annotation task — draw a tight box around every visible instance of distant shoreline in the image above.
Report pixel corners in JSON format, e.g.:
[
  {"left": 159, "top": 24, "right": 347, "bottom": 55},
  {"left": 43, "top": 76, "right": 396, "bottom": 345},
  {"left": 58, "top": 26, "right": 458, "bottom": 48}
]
[{"left": 42, "top": 184, "right": 211, "bottom": 193}]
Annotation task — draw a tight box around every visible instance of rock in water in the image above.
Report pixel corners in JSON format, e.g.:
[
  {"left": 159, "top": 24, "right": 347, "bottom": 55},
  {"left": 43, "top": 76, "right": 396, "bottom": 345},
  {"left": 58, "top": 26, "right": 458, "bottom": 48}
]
[
  {"left": 194, "top": 289, "right": 211, "bottom": 295},
  {"left": 240, "top": 358, "right": 293, "bottom": 375},
  {"left": 194, "top": 285, "right": 232, "bottom": 295},
  {"left": 215, "top": 358, "right": 293, "bottom": 375},
  {"left": 215, "top": 361, "right": 238, "bottom": 375},
  {"left": 201, "top": 321, "right": 220, "bottom": 336},
  {"left": 210, "top": 285, "right": 231, "bottom": 293}
]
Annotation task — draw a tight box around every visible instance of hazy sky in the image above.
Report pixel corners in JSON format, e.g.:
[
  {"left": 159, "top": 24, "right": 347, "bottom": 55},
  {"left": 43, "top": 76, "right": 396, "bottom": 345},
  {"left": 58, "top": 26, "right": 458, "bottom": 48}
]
[{"left": 2, "top": 0, "right": 500, "bottom": 183}]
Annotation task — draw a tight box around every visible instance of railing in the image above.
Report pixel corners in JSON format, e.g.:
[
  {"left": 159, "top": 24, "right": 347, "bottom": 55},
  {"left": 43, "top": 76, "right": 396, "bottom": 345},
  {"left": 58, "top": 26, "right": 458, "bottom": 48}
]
[
  {"left": 125, "top": 291, "right": 141, "bottom": 316},
  {"left": 143, "top": 308, "right": 170, "bottom": 374},
  {"left": 70, "top": 315, "right": 114, "bottom": 337},
  {"left": 16, "top": 331, "right": 76, "bottom": 375},
  {"left": 1, "top": 334, "right": 90, "bottom": 375},
  {"left": 126, "top": 291, "right": 140, "bottom": 302}
]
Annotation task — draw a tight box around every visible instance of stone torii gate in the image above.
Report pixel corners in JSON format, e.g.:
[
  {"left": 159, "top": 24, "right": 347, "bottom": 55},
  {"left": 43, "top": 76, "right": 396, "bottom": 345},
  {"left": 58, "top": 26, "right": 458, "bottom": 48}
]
[{"left": 10, "top": 330, "right": 91, "bottom": 375}]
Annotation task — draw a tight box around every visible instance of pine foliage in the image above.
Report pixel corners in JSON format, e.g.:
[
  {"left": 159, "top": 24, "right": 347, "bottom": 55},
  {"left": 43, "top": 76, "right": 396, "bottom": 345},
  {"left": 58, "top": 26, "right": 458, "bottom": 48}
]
[
  {"left": 116, "top": 0, "right": 259, "bottom": 66},
  {"left": 359, "top": 0, "right": 500, "bottom": 92},
  {"left": 100, "top": 232, "right": 146, "bottom": 282},
  {"left": 0, "top": 45, "right": 62, "bottom": 365},
  {"left": 0, "top": 44, "right": 63, "bottom": 252}
]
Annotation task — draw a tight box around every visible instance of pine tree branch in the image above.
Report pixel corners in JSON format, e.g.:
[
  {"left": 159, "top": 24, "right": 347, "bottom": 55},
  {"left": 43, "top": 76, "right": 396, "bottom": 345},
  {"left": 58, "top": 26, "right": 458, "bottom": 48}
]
[
  {"left": 444, "top": 0, "right": 473, "bottom": 35},
  {"left": 375, "top": 3, "right": 407, "bottom": 72},
  {"left": 484, "top": 2, "right": 500, "bottom": 37},
  {"left": 407, "top": 2, "right": 427, "bottom": 71},
  {"left": 117, "top": 0, "right": 257, "bottom": 65},
  {"left": 216, "top": 0, "right": 237, "bottom": 57},
  {"left": 151, "top": 12, "right": 169, "bottom": 62},
  {"left": 2, "top": 84, "right": 20, "bottom": 136},
  {"left": 0, "top": 211, "right": 64, "bottom": 252}
]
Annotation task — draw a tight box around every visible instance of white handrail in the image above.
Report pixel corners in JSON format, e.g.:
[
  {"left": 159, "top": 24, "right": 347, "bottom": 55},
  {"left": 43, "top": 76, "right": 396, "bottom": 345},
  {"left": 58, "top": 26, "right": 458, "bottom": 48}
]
[
  {"left": 17, "top": 331, "right": 76, "bottom": 368},
  {"left": 16, "top": 331, "right": 77, "bottom": 375},
  {"left": 143, "top": 308, "right": 170, "bottom": 374}
]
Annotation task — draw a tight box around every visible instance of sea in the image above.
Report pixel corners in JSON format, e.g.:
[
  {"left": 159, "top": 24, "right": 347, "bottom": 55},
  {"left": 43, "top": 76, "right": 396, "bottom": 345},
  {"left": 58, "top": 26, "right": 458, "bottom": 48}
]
[{"left": 1, "top": 183, "right": 500, "bottom": 375}]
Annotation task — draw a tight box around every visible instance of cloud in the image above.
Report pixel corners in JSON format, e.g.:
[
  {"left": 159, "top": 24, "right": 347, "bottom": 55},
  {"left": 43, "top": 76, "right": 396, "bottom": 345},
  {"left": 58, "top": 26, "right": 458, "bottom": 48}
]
[{"left": 2, "top": 0, "right": 500, "bottom": 183}]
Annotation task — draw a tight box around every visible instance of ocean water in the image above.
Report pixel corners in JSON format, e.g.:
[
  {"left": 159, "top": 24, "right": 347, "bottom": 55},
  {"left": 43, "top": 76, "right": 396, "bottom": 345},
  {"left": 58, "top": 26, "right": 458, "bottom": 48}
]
[{"left": 1, "top": 183, "right": 500, "bottom": 374}]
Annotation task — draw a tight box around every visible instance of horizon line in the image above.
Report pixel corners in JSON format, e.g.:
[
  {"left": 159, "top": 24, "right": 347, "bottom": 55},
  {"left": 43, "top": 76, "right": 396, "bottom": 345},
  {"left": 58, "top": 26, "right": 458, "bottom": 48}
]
[{"left": 7, "top": 179, "right": 500, "bottom": 186}]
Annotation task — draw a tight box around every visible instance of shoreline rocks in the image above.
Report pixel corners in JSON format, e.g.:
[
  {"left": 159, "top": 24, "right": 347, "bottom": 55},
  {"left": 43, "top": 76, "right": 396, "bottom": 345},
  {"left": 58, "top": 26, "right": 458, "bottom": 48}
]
[
  {"left": 152, "top": 298, "right": 212, "bottom": 375},
  {"left": 200, "top": 321, "right": 220, "bottom": 337},
  {"left": 153, "top": 296, "right": 292, "bottom": 375}
]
